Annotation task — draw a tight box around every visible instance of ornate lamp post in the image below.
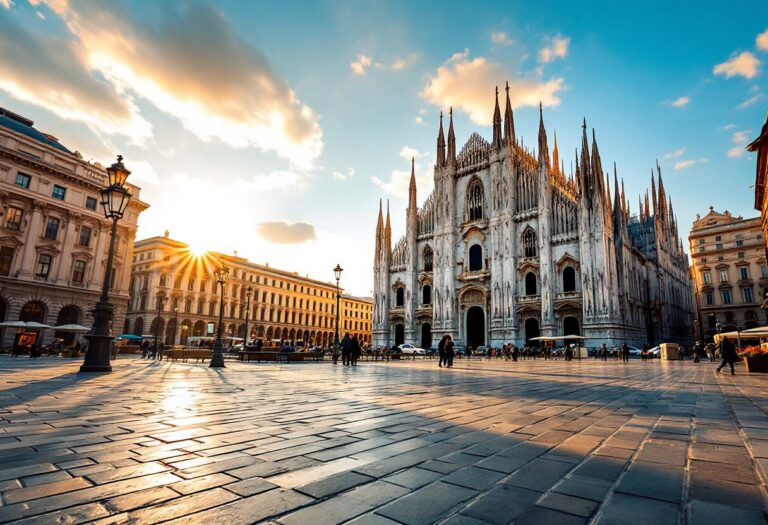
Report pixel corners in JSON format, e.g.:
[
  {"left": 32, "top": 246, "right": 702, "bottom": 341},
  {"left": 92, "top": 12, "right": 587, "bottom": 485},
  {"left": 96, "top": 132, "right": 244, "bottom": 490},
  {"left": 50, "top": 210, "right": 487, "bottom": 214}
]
[
  {"left": 333, "top": 264, "right": 343, "bottom": 349},
  {"left": 210, "top": 266, "right": 230, "bottom": 368},
  {"left": 80, "top": 155, "right": 132, "bottom": 373},
  {"left": 243, "top": 286, "right": 253, "bottom": 349},
  {"left": 153, "top": 295, "right": 167, "bottom": 354}
]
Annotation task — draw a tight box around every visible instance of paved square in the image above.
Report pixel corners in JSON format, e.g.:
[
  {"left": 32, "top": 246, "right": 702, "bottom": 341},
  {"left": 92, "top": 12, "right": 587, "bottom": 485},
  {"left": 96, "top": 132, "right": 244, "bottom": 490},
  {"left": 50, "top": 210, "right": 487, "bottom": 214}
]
[{"left": 1, "top": 356, "right": 767, "bottom": 524}]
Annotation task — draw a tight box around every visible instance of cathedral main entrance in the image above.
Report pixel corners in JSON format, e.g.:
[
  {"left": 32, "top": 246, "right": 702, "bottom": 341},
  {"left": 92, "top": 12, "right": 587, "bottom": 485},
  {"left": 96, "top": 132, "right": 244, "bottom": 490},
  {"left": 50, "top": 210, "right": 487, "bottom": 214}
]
[
  {"left": 394, "top": 324, "right": 404, "bottom": 346},
  {"left": 420, "top": 323, "right": 432, "bottom": 349},
  {"left": 563, "top": 316, "right": 580, "bottom": 336},
  {"left": 466, "top": 306, "right": 485, "bottom": 348},
  {"left": 525, "top": 318, "right": 540, "bottom": 345}
]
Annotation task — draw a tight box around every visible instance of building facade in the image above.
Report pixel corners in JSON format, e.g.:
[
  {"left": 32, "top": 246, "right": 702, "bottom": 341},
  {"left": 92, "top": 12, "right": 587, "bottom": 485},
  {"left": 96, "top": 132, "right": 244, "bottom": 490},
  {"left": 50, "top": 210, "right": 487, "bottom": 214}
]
[
  {"left": 689, "top": 208, "right": 767, "bottom": 340},
  {"left": 750, "top": 113, "right": 768, "bottom": 255},
  {"left": 0, "top": 107, "right": 148, "bottom": 347},
  {"left": 373, "top": 89, "right": 694, "bottom": 350},
  {"left": 126, "top": 234, "right": 372, "bottom": 346}
]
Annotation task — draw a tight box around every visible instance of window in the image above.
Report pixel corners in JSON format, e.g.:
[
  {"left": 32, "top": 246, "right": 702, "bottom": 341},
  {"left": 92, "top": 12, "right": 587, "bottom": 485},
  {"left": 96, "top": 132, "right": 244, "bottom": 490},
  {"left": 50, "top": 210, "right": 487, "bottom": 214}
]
[
  {"left": 740, "top": 267, "right": 749, "bottom": 280},
  {"left": 722, "top": 289, "right": 732, "bottom": 305},
  {"left": 702, "top": 272, "right": 711, "bottom": 284},
  {"left": 743, "top": 287, "right": 754, "bottom": 303},
  {"left": 705, "top": 291, "right": 714, "bottom": 306},
  {"left": 715, "top": 235, "right": 721, "bottom": 241},
  {"left": 159, "top": 273, "right": 168, "bottom": 287},
  {"left": 423, "top": 246, "right": 433, "bottom": 272},
  {"left": 72, "top": 260, "right": 86, "bottom": 283},
  {"left": 467, "top": 179, "right": 484, "bottom": 221},
  {"left": 563, "top": 267, "right": 576, "bottom": 292},
  {"left": 422, "top": 284, "right": 432, "bottom": 305},
  {"left": 35, "top": 254, "right": 52, "bottom": 279},
  {"left": 525, "top": 272, "right": 537, "bottom": 296},
  {"left": 52, "top": 185, "right": 66, "bottom": 201},
  {"left": 736, "top": 240, "right": 744, "bottom": 247},
  {"left": 738, "top": 252, "right": 745, "bottom": 259},
  {"left": 761, "top": 264, "right": 768, "bottom": 278},
  {"left": 718, "top": 256, "right": 724, "bottom": 262},
  {"left": 4, "top": 206, "right": 23, "bottom": 231},
  {"left": 523, "top": 229, "right": 537, "bottom": 258},
  {"left": 396, "top": 287, "right": 404, "bottom": 307},
  {"left": 78, "top": 226, "right": 92, "bottom": 247},
  {"left": 698, "top": 247, "right": 705, "bottom": 253},
  {"left": 468, "top": 244, "right": 483, "bottom": 272},
  {"left": 85, "top": 196, "right": 97, "bottom": 210},
  {"left": 719, "top": 270, "right": 728, "bottom": 283},
  {"left": 0, "top": 246, "right": 14, "bottom": 276},
  {"left": 15, "top": 173, "right": 30, "bottom": 188},
  {"left": 44, "top": 217, "right": 60, "bottom": 240},
  {"left": 699, "top": 239, "right": 705, "bottom": 244},
  {"left": 702, "top": 258, "right": 707, "bottom": 263}
]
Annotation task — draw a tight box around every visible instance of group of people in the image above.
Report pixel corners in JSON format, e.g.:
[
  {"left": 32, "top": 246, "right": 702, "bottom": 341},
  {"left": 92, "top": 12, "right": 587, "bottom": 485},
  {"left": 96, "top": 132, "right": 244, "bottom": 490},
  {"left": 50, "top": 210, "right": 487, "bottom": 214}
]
[
  {"left": 436, "top": 334, "right": 456, "bottom": 367},
  {"left": 339, "top": 333, "right": 363, "bottom": 366}
]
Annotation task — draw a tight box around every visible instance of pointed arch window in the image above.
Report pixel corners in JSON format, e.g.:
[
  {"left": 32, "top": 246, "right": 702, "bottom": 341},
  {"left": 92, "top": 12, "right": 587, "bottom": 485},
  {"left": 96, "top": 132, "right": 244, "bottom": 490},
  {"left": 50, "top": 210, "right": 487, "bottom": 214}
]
[
  {"left": 395, "top": 287, "right": 405, "bottom": 307},
  {"left": 468, "top": 244, "right": 483, "bottom": 272},
  {"left": 423, "top": 246, "right": 433, "bottom": 272},
  {"left": 525, "top": 272, "right": 537, "bottom": 296},
  {"left": 422, "top": 284, "right": 432, "bottom": 305},
  {"left": 562, "top": 267, "right": 576, "bottom": 292},
  {"left": 523, "top": 229, "right": 537, "bottom": 258},
  {"left": 467, "top": 179, "right": 484, "bottom": 221}
]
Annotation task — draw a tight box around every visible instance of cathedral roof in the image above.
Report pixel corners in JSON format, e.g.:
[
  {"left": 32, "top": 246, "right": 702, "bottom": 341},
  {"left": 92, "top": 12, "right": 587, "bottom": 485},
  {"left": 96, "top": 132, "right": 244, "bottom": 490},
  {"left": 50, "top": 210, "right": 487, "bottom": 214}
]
[{"left": 457, "top": 132, "right": 491, "bottom": 169}]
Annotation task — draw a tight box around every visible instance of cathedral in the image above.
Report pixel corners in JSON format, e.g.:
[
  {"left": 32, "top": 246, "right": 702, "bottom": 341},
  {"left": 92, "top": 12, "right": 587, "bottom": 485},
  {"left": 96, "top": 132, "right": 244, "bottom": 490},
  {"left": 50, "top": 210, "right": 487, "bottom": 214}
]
[{"left": 372, "top": 85, "right": 695, "bottom": 350}]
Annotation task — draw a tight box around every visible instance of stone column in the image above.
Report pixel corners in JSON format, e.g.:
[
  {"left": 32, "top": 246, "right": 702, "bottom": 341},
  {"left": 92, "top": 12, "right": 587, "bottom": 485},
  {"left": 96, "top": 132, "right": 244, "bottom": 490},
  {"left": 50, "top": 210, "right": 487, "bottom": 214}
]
[
  {"left": 17, "top": 203, "right": 44, "bottom": 277},
  {"left": 53, "top": 212, "right": 78, "bottom": 285}
]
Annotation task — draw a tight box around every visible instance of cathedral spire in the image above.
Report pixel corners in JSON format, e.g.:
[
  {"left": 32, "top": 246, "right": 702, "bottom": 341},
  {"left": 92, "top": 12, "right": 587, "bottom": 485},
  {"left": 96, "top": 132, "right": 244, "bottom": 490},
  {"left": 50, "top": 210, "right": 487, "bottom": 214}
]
[
  {"left": 591, "top": 128, "right": 605, "bottom": 201},
  {"left": 552, "top": 129, "right": 560, "bottom": 177},
  {"left": 492, "top": 86, "right": 502, "bottom": 149},
  {"left": 644, "top": 191, "right": 650, "bottom": 220},
  {"left": 408, "top": 157, "right": 417, "bottom": 210},
  {"left": 385, "top": 200, "right": 392, "bottom": 253},
  {"left": 621, "top": 177, "right": 627, "bottom": 218},
  {"left": 504, "top": 81, "right": 515, "bottom": 146},
  {"left": 537, "top": 102, "right": 550, "bottom": 170},
  {"left": 613, "top": 168, "right": 621, "bottom": 218},
  {"left": 375, "top": 199, "right": 383, "bottom": 262},
  {"left": 580, "top": 118, "right": 590, "bottom": 194},
  {"left": 447, "top": 107, "right": 456, "bottom": 165},
  {"left": 639, "top": 194, "right": 644, "bottom": 221},
  {"left": 651, "top": 171, "right": 657, "bottom": 215},
  {"left": 436, "top": 111, "right": 445, "bottom": 168}
]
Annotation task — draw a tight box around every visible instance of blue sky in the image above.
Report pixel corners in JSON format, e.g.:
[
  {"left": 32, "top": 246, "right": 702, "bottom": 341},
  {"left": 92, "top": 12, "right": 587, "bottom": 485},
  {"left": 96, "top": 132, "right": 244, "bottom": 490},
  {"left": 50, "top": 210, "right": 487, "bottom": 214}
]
[{"left": 1, "top": 0, "right": 766, "bottom": 295}]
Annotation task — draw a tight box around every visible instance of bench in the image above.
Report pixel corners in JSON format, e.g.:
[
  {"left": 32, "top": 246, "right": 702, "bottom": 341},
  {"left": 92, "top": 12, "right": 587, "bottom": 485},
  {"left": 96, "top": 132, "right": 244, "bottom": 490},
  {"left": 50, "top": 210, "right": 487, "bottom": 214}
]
[
  {"left": 163, "top": 349, "right": 212, "bottom": 363},
  {"left": 238, "top": 351, "right": 325, "bottom": 363}
]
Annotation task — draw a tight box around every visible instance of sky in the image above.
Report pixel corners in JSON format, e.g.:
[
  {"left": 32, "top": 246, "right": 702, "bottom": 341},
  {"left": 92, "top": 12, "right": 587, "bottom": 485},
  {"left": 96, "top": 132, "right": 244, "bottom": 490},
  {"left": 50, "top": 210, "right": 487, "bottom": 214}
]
[{"left": 0, "top": 0, "right": 767, "bottom": 296}]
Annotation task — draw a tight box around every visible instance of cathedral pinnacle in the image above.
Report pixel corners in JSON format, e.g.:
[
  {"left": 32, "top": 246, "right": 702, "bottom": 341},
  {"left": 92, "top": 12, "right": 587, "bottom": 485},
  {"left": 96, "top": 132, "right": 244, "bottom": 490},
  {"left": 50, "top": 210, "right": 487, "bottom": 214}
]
[
  {"left": 537, "top": 103, "right": 549, "bottom": 170},
  {"left": 492, "top": 86, "right": 502, "bottom": 149},
  {"left": 408, "top": 157, "right": 417, "bottom": 210},
  {"left": 447, "top": 107, "right": 456, "bottom": 165},
  {"left": 504, "top": 81, "right": 515, "bottom": 146},
  {"left": 436, "top": 111, "right": 446, "bottom": 168}
]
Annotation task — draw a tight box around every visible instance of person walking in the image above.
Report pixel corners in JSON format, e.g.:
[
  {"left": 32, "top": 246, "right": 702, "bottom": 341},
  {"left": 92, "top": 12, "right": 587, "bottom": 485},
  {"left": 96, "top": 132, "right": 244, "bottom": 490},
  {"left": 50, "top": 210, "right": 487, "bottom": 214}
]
[
  {"left": 438, "top": 335, "right": 447, "bottom": 367},
  {"left": 600, "top": 343, "right": 608, "bottom": 361},
  {"left": 350, "top": 335, "right": 361, "bottom": 366},
  {"left": 621, "top": 342, "right": 630, "bottom": 363},
  {"left": 445, "top": 335, "right": 455, "bottom": 368},
  {"left": 716, "top": 336, "right": 738, "bottom": 375},
  {"left": 341, "top": 333, "right": 352, "bottom": 366},
  {"left": 692, "top": 341, "right": 703, "bottom": 363},
  {"left": 706, "top": 342, "right": 716, "bottom": 362}
]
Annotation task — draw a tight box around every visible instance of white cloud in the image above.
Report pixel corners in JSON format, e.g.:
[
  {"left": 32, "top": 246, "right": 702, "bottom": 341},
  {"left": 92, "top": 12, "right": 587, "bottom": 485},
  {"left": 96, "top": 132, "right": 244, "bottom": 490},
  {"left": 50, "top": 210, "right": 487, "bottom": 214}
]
[
  {"left": 421, "top": 50, "right": 564, "bottom": 125},
  {"left": 256, "top": 221, "right": 316, "bottom": 244},
  {"left": 757, "top": 29, "right": 768, "bottom": 51},
  {"left": 30, "top": 1, "right": 322, "bottom": 169},
  {"left": 332, "top": 167, "right": 355, "bottom": 181},
  {"left": 414, "top": 108, "right": 427, "bottom": 125},
  {"left": 674, "top": 158, "right": 707, "bottom": 170},
  {"left": 723, "top": 124, "right": 737, "bottom": 130},
  {"left": 538, "top": 35, "right": 570, "bottom": 63},
  {"left": 232, "top": 170, "right": 308, "bottom": 191},
  {"left": 663, "top": 148, "right": 686, "bottom": 159},
  {"left": 350, "top": 54, "right": 372, "bottom": 76},
  {"left": 125, "top": 159, "right": 161, "bottom": 185},
  {"left": 372, "top": 147, "right": 434, "bottom": 200},
  {"left": 738, "top": 94, "right": 763, "bottom": 109},
  {"left": 670, "top": 96, "right": 689, "bottom": 107},
  {"left": 728, "top": 130, "right": 750, "bottom": 158},
  {"left": 490, "top": 32, "right": 512, "bottom": 46},
  {"left": 713, "top": 51, "right": 760, "bottom": 79},
  {"left": 0, "top": 0, "right": 13, "bottom": 8},
  {"left": 391, "top": 53, "right": 419, "bottom": 71}
]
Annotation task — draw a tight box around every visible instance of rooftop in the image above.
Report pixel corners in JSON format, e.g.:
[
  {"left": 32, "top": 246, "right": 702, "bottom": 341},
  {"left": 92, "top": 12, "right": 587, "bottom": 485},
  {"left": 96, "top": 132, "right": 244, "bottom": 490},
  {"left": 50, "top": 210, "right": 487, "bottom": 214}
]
[{"left": 0, "top": 107, "right": 72, "bottom": 154}]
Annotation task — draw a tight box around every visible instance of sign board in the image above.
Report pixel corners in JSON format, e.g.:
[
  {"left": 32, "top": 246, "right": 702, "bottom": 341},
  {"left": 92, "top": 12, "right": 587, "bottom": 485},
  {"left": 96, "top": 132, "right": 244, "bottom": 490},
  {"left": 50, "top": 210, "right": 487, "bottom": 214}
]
[{"left": 207, "top": 322, "right": 215, "bottom": 335}]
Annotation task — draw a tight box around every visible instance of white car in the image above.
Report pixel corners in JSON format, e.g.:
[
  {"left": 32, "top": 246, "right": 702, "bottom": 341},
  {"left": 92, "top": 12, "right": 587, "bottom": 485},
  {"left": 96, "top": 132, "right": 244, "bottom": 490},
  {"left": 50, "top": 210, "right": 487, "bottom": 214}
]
[{"left": 398, "top": 344, "right": 426, "bottom": 355}]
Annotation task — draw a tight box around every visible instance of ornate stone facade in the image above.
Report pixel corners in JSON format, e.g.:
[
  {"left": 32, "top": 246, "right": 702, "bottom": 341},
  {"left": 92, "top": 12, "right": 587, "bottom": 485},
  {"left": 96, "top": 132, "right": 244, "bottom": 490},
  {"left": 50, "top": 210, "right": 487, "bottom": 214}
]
[
  {"left": 0, "top": 107, "right": 148, "bottom": 347},
  {"left": 373, "top": 88, "right": 694, "bottom": 349}
]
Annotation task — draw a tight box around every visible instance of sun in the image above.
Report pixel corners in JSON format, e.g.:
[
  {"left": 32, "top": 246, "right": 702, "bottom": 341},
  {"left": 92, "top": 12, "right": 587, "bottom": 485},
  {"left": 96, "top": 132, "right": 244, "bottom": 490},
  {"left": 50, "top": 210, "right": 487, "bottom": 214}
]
[{"left": 187, "top": 242, "right": 208, "bottom": 257}]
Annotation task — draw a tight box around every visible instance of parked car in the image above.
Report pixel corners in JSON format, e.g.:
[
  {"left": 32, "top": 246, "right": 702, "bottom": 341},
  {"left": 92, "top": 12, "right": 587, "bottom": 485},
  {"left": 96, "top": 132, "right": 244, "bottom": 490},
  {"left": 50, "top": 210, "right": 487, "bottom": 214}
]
[
  {"left": 648, "top": 346, "right": 661, "bottom": 358},
  {"left": 398, "top": 344, "right": 426, "bottom": 355},
  {"left": 427, "top": 345, "right": 439, "bottom": 356},
  {"left": 627, "top": 346, "right": 642, "bottom": 357},
  {"left": 476, "top": 345, "right": 489, "bottom": 355}
]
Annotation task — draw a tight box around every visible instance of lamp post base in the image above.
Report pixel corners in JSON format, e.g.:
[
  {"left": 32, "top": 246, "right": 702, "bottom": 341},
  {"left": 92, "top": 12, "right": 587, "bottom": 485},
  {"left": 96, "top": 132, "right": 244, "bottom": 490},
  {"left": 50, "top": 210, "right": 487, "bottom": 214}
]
[
  {"left": 80, "top": 333, "right": 113, "bottom": 373},
  {"left": 210, "top": 343, "right": 226, "bottom": 368}
]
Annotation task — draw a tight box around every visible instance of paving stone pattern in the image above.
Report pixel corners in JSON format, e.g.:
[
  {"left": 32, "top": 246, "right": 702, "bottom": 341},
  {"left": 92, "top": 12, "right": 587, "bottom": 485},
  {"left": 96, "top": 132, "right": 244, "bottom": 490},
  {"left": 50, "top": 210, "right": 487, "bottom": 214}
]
[{"left": 0, "top": 356, "right": 767, "bottom": 524}]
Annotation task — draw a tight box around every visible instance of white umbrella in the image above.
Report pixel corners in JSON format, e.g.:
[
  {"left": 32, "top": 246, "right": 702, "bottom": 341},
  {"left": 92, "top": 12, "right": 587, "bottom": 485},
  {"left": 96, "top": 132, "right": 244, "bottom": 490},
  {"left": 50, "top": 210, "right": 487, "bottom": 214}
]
[
  {"left": 53, "top": 324, "right": 91, "bottom": 332},
  {"left": 24, "top": 322, "right": 52, "bottom": 329},
  {"left": 0, "top": 321, "right": 27, "bottom": 328}
]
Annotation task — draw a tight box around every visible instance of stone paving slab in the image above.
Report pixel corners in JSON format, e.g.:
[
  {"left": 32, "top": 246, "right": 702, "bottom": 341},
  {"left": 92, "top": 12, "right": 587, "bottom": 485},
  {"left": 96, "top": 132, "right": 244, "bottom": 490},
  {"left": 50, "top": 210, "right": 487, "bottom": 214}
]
[{"left": 0, "top": 356, "right": 767, "bottom": 524}]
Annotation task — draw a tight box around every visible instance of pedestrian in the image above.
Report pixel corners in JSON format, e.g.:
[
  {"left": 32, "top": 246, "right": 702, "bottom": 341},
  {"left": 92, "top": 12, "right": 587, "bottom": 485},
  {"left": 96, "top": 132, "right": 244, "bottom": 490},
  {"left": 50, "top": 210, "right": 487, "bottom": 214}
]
[
  {"left": 716, "top": 336, "right": 738, "bottom": 375},
  {"left": 706, "top": 342, "right": 716, "bottom": 362},
  {"left": 621, "top": 342, "right": 630, "bottom": 363},
  {"left": 512, "top": 345, "right": 519, "bottom": 361},
  {"left": 445, "top": 335, "right": 455, "bottom": 368},
  {"left": 601, "top": 343, "right": 608, "bottom": 361},
  {"left": 350, "top": 335, "right": 361, "bottom": 366},
  {"left": 438, "top": 335, "right": 446, "bottom": 367},
  {"left": 641, "top": 344, "right": 650, "bottom": 362},
  {"left": 341, "top": 333, "right": 351, "bottom": 366},
  {"left": 140, "top": 338, "right": 150, "bottom": 358},
  {"left": 692, "top": 341, "right": 703, "bottom": 363}
]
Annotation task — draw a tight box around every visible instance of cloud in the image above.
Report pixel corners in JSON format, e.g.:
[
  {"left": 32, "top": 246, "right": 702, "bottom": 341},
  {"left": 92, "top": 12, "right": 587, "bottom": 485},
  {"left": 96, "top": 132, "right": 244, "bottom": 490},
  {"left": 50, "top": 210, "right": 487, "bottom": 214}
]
[
  {"left": 538, "top": 35, "right": 570, "bottom": 63},
  {"left": 256, "top": 221, "right": 316, "bottom": 244},
  {"left": 125, "top": 159, "right": 161, "bottom": 185},
  {"left": 738, "top": 93, "right": 763, "bottom": 109},
  {"left": 0, "top": 0, "right": 13, "bottom": 8},
  {"left": 713, "top": 51, "right": 760, "bottom": 79},
  {"left": 332, "top": 167, "right": 355, "bottom": 181},
  {"left": 391, "top": 53, "right": 419, "bottom": 71},
  {"left": 415, "top": 108, "right": 426, "bottom": 124},
  {"left": 232, "top": 170, "right": 308, "bottom": 191},
  {"left": 490, "top": 32, "right": 512, "bottom": 46},
  {"left": 674, "top": 158, "right": 707, "bottom": 170},
  {"left": 372, "top": 146, "right": 434, "bottom": 199},
  {"left": 670, "top": 96, "right": 690, "bottom": 107},
  {"left": 0, "top": 12, "right": 152, "bottom": 143},
  {"left": 421, "top": 50, "right": 564, "bottom": 125},
  {"left": 723, "top": 124, "right": 737, "bottom": 130},
  {"left": 350, "top": 54, "right": 372, "bottom": 75},
  {"left": 757, "top": 29, "right": 768, "bottom": 51},
  {"left": 663, "top": 148, "right": 686, "bottom": 159},
  {"left": 32, "top": 0, "right": 322, "bottom": 168},
  {"left": 727, "top": 130, "right": 750, "bottom": 158}
]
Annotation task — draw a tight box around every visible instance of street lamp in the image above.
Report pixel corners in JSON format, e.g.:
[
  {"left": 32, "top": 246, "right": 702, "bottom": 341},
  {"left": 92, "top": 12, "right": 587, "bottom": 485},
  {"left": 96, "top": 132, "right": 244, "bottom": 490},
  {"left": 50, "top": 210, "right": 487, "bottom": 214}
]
[
  {"left": 243, "top": 286, "right": 253, "bottom": 349},
  {"left": 333, "top": 264, "right": 343, "bottom": 350},
  {"left": 210, "top": 266, "right": 230, "bottom": 368},
  {"left": 153, "top": 295, "right": 167, "bottom": 355},
  {"left": 80, "top": 155, "right": 132, "bottom": 373}
]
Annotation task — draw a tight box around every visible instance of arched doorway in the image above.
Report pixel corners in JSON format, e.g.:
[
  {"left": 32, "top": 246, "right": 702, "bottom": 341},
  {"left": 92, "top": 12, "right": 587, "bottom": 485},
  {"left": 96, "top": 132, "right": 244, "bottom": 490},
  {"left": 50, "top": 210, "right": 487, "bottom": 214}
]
[
  {"left": 133, "top": 317, "right": 144, "bottom": 336},
  {"left": 394, "top": 323, "right": 405, "bottom": 346},
  {"left": 466, "top": 306, "right": 485, "bottom": 348},
  {"left": 122, "top": 318, "right": 130, "bottom": 335},
  {"left": 420, "top": 323, "right": 432, "bottom": 349},
  {"left": 55, "top": 305, "right": 80, "bottom": 345},
  {"left": 563, "top": 316, "right": 580, "bottom": 336},
  {"left": 20, "top": 301, "right": 45, "bottom": 322},
  {"left": 165, "top": 318, "right": 176, "bottom": 346},
  {"left": 525, "top": 318, "right": 540, "bottom": 345},
  {"left": 266, "top": 326, "right": 274, "bottom": 340},
  {"left": 193, "top": 320, "right": 206, "bottom": 336}
]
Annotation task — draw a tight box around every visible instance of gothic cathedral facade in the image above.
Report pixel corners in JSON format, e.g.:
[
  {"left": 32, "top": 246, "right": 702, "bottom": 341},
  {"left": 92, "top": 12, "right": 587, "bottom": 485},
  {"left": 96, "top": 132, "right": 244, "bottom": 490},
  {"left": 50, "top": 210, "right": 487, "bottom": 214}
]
[{"left": 372, "top": 86, "right": 695, "bottom": 350}]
